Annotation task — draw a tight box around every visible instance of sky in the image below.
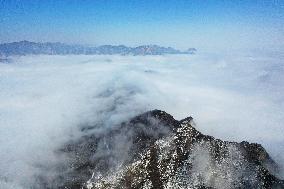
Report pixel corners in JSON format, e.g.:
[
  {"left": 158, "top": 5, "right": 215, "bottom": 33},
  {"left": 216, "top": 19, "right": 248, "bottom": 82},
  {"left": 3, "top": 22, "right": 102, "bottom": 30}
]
[{"left": 0, "top": 0, "right": 284, "bottom": 50}]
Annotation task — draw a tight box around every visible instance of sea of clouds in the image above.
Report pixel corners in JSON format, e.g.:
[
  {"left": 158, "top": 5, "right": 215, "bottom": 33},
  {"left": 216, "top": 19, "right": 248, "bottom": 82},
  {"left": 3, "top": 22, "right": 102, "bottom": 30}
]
[{"left": 0, "top": 51, "right": 284, "bottom": 188}]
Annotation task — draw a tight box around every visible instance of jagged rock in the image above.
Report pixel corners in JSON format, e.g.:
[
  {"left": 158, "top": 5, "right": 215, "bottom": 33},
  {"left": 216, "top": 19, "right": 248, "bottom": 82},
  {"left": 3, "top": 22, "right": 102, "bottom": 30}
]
[{"left": 46, "top": 110, "right": 283, "bottom": 189}]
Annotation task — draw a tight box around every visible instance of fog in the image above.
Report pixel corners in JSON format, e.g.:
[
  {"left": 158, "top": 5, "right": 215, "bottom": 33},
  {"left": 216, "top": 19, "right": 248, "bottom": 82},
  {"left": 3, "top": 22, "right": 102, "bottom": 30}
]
[{"left": 0, "top": 52, "right": 284, "bottom": 187}]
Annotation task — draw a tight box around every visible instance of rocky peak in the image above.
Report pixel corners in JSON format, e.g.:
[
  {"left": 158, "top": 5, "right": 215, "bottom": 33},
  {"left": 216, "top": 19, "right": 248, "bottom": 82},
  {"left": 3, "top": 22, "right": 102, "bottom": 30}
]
[{"left": 39, "top": 110, "right": 283, "bottom": 189}]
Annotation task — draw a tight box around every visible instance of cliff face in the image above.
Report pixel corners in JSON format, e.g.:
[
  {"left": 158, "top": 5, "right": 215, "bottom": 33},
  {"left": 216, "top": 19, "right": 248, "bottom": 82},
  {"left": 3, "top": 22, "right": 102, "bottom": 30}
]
[{"left": 45, "top": 110, "right": 283, "bottom": 189}]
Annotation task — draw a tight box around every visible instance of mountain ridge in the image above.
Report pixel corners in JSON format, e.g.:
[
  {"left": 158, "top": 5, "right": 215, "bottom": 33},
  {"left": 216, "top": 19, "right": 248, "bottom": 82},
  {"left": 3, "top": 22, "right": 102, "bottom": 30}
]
[
  {"left": 37, "top": 110, "right": 284, "bottom": 189},
  {"left": 0, "top": 41, "right": 196, "bottom": 56}
]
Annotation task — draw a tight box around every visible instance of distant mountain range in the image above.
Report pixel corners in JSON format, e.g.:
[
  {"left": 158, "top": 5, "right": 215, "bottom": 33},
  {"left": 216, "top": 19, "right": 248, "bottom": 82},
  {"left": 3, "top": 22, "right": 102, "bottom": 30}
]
[{"left": 0, "top": 41, "right": 196, "bottom": 56}]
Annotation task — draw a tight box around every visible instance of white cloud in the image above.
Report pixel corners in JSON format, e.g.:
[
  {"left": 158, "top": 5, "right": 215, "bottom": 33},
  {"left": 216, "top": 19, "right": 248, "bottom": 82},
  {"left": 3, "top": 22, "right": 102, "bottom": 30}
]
[{"left": 0, "top": 52, "right": 283, "bottom": 187}]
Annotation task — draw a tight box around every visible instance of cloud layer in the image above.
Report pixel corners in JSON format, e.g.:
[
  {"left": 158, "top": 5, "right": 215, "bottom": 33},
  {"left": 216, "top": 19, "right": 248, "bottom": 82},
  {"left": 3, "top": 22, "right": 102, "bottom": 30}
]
[{"left": 0, "top": 52, "right": 283, "bottom": 187}]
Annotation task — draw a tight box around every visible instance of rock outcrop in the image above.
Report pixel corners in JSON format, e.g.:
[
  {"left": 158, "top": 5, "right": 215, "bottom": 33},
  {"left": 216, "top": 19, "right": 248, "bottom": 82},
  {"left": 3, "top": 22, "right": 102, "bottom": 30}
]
[{"left": 44, "top": 110, "right": 284, "bottom": 189}]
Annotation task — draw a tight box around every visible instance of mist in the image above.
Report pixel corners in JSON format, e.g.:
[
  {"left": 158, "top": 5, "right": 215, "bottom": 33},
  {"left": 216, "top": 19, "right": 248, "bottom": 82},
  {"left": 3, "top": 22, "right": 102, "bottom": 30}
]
[{"left": 0, "top": 51, "right": 284, "bottom": 188}]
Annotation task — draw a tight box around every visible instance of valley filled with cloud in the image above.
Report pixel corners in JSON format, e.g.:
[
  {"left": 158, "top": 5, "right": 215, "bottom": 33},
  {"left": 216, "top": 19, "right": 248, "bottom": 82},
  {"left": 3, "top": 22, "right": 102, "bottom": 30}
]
[{"left": 0, "top": 52, "right": 283, "bottom": 188}]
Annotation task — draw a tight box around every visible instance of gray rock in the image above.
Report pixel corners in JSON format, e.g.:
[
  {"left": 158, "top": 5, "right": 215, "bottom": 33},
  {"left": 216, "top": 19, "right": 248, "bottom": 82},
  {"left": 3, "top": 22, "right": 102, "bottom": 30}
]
[{"left": 39, "top": 110, "right": 284, "bottom": 189}]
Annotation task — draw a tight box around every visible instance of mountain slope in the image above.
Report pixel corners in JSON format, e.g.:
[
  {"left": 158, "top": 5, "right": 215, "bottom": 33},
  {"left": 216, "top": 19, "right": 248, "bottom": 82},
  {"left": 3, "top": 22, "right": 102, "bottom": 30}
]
[{"left": 38, "top": 110, "right": 284, "bottom": 188}]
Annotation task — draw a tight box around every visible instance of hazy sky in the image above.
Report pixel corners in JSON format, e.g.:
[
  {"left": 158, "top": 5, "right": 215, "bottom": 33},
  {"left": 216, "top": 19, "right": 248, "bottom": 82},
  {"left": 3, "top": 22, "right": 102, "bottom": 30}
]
[{"left": 0, "top": 0, "right": 284, "bottom": 50}]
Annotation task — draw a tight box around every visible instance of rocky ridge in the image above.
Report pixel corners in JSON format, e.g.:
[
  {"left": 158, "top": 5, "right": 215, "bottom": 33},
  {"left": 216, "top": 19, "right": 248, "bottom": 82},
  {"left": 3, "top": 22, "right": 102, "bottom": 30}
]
[{"left": 43, "top": 110, "right": 283, "bottom": 189}]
